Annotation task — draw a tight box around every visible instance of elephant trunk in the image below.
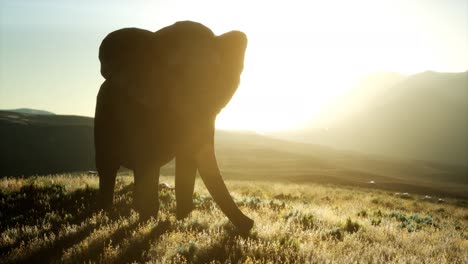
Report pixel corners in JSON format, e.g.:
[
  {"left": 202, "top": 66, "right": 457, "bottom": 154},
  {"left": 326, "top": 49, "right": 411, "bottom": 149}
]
[{"left": 195, "top": 143, "right": 254, "bottom": 233}]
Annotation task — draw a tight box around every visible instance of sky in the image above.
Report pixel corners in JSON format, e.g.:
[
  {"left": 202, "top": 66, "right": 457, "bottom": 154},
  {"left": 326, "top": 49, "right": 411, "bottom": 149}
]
[{"left": 1, "top": 0, "right": 467, "bottom": 131}]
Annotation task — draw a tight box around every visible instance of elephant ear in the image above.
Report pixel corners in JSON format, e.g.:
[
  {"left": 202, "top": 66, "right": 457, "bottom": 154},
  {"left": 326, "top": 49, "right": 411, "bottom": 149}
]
[{"left": 212, "top": 31, "right": 248, "bottom": 112}]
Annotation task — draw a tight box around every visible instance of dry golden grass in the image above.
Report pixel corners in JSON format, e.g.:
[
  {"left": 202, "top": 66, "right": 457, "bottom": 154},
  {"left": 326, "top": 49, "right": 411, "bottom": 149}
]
[{"left": 1, "top": 173, "right": 467, "bottom": 263}]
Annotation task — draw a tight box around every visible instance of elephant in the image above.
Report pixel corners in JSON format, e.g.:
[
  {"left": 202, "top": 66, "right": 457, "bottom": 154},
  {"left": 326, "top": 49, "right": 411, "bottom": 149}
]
[{"left": 94, "top": 21, "right": 254, "bottom": 233}]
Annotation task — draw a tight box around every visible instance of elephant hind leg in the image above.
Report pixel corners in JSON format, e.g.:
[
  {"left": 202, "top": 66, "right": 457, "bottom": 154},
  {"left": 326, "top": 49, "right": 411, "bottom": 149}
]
[{"left": 133, "top": 166, "right": 160, "bottom": 221}]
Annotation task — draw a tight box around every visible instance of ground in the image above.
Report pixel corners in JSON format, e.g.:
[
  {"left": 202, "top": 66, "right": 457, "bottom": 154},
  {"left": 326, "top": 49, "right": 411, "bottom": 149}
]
[{"left": 0, "top": 173, "right": 467, "bottom": 263}]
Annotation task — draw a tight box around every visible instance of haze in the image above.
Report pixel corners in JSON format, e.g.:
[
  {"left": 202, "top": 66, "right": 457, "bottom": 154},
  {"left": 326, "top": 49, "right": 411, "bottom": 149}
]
[{"left": 1, "top": 0, "right": 467, "bottom": 131}]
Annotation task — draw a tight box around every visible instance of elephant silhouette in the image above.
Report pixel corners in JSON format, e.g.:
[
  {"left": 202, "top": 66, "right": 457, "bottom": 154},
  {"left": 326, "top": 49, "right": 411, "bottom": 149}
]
[{"left": 94, "top": 21, "right": 254, "bottom": 233}]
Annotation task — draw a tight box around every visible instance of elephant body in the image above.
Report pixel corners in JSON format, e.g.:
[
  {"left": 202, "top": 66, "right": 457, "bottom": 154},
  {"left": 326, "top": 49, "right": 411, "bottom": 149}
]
[{"left": 94, "top": 21, "right": 253, "bottom": 233}]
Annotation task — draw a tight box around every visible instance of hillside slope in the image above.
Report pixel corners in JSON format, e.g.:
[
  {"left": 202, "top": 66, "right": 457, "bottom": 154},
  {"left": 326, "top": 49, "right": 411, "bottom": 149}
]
[
  {"left": 1, "top": 108, "right": 56, "bottom": 115},
  {"left": 0, "top": 111, "right": 95, "bottom": 176},
  {"left": 272, "top": 71, "right": 468, "bottom": 166},
  {"left": 1, "top": 110, "right": 466, "bottom": 197}
]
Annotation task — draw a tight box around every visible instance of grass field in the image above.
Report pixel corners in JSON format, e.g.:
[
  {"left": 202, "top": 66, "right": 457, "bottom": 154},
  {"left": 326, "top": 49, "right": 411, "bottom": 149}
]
[{"left": 1, "top": 173, "right": 467, "bottom": 263}]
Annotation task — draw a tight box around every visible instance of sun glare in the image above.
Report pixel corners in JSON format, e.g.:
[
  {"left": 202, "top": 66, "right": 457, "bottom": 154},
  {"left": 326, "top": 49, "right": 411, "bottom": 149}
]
[
  {"left": 204, "top": 2, "right": 375, "bottom": 131},
  {"left": 189, "top": 0, "right": 468, "bottom": 132}
]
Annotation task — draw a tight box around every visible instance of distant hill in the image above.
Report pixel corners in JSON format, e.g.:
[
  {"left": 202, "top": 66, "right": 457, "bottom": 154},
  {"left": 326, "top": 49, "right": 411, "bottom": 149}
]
[
  {"left": 0, "top": 111, "right": 94, "bottom": 177},
  {"left": 0, "top": 110, "right": 467, "bottom": 198},
  {"left": 270, "top": 71, "right": 468, "bottom": 166},
  {"left": 2, "top": 108, "right": 55, "bottom": 115}
]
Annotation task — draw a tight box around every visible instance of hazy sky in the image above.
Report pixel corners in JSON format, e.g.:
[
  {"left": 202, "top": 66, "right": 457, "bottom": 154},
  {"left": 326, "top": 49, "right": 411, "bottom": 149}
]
[{"left": 1, "top": 0, "right": 467, "bottom": 131}]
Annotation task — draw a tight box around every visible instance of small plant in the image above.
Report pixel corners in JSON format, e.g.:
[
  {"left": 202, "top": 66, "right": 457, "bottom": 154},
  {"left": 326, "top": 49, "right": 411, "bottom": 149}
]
[
  {"left": 182, "top": 219, "right": 209, "bottom": 232},
  {"left": 192, "top": 193, "right": 214, "bottom": 210},
  {"left": 300, "top": 213, "right": 315, "bottom": 229},
  {"left": 238, "top": 196, "right": 263, "bottom": 209},
  {"left": 159, "top": 189, "right": 174, "bottom": 204},
  {"left": 279, "top": 236, "right": 300, "bottom": 249},
  {"left": 284, "top": 211, "right": 315, "bottom": 229},
  {"left": 176, "top": 241, "right": 198, "bottom": 262},
  {"left": 371, "top": 217, "right": 382, "bottom": 226},
  {"left": 343, "top": 218, "right": 360, "bottom": 233},
  {"left": 268, "top": 199, "right": 286, "bottom": 211},
  {"left": 274, "top": 193, "right": 297, "bottom": 200},
  {"left": 357, "top": 210, "right": 368, "bottom": 217},
  {"left": 325, "top": 227, "right": 343, "bottom": 241},
  {"left": 389, "top": 212, "right": 437, "bottom": 232}
]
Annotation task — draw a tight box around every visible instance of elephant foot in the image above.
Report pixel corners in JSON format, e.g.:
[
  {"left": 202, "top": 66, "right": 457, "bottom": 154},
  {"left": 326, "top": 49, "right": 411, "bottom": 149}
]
[
  {"left": 97, "top": 191, "right": 114, "bottom": 211},
  {"left": 134, "top": 202, "right": 159, "bottom": 221},
  {"left": 176, "top": 204, "right": 194, "bottom": 220},
  {"left": 137, "top": 209, "right": 157, "bottom": 221},
  {"left": 97, "top": 200, "right": 112, "bottom": 211},
  {"left": 133, "top": 194, "right": 159, "bottom": 221}
]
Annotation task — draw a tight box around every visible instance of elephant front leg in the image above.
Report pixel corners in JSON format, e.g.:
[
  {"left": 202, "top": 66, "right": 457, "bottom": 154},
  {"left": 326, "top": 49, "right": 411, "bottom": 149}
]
[
  {"left": 97, "top": 165, "right": 119, "bottom": 210},
  {"left": 133, "top": 166, "right": 160, "bottom": 220},
  {"left": 175, "top": 154, "right": 197, "bottom": 220}
]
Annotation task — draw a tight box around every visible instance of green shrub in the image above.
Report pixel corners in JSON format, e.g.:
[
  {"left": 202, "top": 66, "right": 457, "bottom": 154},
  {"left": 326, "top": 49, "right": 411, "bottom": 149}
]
[
  {"left": 389, "top": 211, "right": 437, "bottom": 232},
  {"left": 284, "top": 211, "right": 315, "bottom": 229},
  {"left": 371, "top": 217, "right": 382, "bottom": 226}
]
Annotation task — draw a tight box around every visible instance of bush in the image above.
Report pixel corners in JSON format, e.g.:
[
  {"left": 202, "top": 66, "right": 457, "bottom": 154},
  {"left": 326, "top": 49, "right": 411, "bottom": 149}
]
[
  {"left": 389, "top": 212, "right": 437, "bottom": 232},
  {"left": 343, "top": 218, "right": 360, "bottom": 233},
  {"left": 357, "top": 210, "right": 368, "bottom": 217},
  {"left": 284, "top": 211, "right": 315, "bottom": 229},
  {"left": 324, "top": 227, "right": 343, "bottom": 241}
]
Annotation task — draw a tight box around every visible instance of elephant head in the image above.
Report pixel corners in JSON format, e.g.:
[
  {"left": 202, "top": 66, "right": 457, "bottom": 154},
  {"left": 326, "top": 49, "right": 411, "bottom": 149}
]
[
  {"left": 96, "top": 21, "right": 253, "bottom": 233},
  {"left": 154, "top": 22, "right": 252, "bottom": 230},
  {"left": 156, "top": 22, "right": 247, "bottom": 118}
]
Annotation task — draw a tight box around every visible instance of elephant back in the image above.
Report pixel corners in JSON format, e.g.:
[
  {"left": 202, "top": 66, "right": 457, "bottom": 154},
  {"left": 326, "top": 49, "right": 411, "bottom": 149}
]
[
  {"left": 97, "top": 23, "right": 216, "bottom": 110},
  {"left": 99, "top": 27, "right": 167, "bottom": 110},
  {"left": 99, "top": 28, "right": 154, "bottom": 80},
  {"left": 153, "top": 21, "right": 214, "bottom": 53}
]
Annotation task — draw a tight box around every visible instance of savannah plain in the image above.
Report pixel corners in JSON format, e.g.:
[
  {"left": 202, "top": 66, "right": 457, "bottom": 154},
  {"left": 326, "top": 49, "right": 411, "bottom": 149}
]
[{"left": 1, "top": 171, "right": 467, "bottom": 263}]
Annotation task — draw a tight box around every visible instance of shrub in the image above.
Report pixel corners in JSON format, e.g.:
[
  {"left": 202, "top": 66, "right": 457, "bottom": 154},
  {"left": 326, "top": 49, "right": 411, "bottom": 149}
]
[
  {"left": 371, "top": 217, "right": 382, "bottom": 226},
  {"left": 238, "top": 196, "right": 263, "bottom": 209},
  {"left": 326, "top": 227, "right": 343, "bottom": 241},
  {"left": 357, "top": 210, "right": 368, "bottom": 217},
  {"left": 389, "top": 212, "right": 437, "bottom": 232},
  {"left": 343, "top": 218, "right": 360, "bottom": 233},
  {"left": 284, "top": 211, "right": 315, "bottom": 229}
]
